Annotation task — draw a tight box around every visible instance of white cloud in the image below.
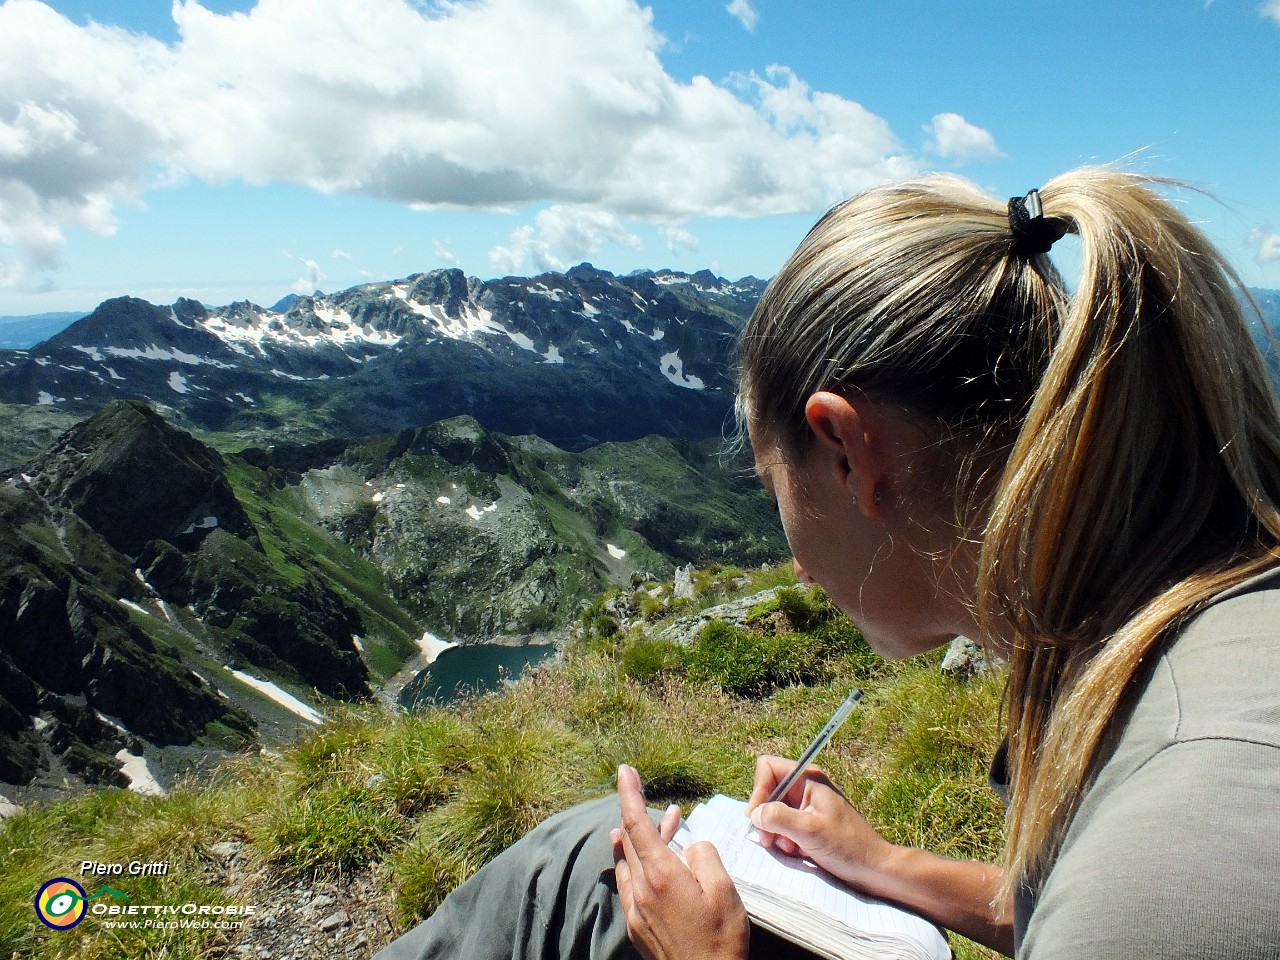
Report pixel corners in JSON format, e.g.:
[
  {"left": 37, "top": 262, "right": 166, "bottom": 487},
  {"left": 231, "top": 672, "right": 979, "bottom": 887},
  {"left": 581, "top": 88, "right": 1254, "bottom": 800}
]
[
  {"left": 1263, "top": 0, "right": 1280, "bottom": 23},
  {"left": 662, "top": 225, "right": 699, "bottom": 254},
  {"left": 331, "top": 247, "right": 351, "bottom": 260},
  {"left": 289, "top": 256, "right": 326, "bottom": 294},
  {"left": 433, "top": 240, "right": 460, "bottom": 266},
  {"left": 489, "top": 205, "right": 642, "bottom": 274},
  {"left": 0, "top": 0, "right": 939, "bottom": 287},
  {"left": 923, "top": 112, "right": 1004, "bottom": 163},
  {"left": 726, "top": 0, "right": 759, "bottom": 31},
  {"left": 1248, "top": 226, "right": 1280, "bottom": 264}
]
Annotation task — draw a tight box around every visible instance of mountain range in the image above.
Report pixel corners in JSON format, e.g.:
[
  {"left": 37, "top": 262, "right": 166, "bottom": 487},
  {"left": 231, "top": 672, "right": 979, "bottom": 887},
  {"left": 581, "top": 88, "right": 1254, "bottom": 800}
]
[{"left": 0, "top": 265, "right": 765, "bottom": 461}]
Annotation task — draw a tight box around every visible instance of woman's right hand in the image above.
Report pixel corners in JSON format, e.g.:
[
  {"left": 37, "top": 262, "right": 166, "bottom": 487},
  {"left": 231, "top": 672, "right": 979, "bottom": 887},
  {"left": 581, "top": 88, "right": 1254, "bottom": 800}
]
[
  {"left": 746, "top": 755, "right": 1015, "bottom": 955},
  {"left": 744, "top": 755, "right": 899, "bottom": 893}
]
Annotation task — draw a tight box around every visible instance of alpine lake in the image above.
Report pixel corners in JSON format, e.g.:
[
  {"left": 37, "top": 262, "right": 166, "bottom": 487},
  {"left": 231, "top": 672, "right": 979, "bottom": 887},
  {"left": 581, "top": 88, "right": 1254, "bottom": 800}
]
[{"left": 398, "top": 642, "right": 558, "bottom": 708}]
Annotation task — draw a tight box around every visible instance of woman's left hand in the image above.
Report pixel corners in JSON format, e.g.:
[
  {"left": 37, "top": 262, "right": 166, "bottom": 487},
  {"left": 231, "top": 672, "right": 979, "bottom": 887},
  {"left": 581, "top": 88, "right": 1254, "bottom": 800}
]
[{"left": 612, "top": 764, "right": 750, "bottom": 960}]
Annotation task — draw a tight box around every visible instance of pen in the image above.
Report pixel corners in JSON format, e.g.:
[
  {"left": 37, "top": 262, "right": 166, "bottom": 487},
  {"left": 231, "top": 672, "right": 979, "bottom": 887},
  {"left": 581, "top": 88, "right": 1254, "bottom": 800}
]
[{"left": 766, "top": 687, "right": 863, "bottom": 804}]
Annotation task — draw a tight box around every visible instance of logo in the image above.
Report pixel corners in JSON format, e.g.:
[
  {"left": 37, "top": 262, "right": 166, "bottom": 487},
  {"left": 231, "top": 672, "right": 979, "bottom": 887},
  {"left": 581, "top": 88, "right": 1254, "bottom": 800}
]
[
  {"left": 35, "top": 879, "right": 88, "bottom": 930},
  {"left": 34, "top": 879, "right": 131, "bottom": 931}
]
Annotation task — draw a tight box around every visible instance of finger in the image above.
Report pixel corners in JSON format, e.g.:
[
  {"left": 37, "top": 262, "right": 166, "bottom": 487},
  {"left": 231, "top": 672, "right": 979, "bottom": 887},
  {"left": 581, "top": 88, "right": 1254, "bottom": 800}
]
[
  {"left": 614, "top": 849, "right": 635, "bottom": 913},
  {"left": 683, "top": 841, "right": 740, "bottom": 905},
  {"left": 749, "top": 799, "right": 813, "bottom": 855},
  {"left": 617, "top": 765, "right": 666, "bottom": 861},
  {"left": 658, "top": 803, "right": 682, "bottom": 843},
  {"left": 747, "top": 755, "right": 795, "bottom": 809},
  {"left": 683, "top": 839, "right": 728, "bottom": 878}
]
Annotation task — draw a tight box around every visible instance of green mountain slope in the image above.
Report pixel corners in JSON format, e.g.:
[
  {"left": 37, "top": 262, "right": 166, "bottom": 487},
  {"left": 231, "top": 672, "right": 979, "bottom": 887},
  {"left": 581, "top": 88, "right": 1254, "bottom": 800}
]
[
  {"left": 1, "top": 401, "right": 786, "bottom": 794},
  {"left": 246, "top": 415, "right": 786, "bottom": 638}
]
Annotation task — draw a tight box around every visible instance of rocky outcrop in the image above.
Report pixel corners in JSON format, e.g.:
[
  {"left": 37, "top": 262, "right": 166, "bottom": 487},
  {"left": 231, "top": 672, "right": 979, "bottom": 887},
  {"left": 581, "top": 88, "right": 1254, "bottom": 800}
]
[
  {"left": 21, "top": 399, "right": 257, "bottom": 556},
  {"left": 0, "top": 487, "right": 257, "bottom": 786}
]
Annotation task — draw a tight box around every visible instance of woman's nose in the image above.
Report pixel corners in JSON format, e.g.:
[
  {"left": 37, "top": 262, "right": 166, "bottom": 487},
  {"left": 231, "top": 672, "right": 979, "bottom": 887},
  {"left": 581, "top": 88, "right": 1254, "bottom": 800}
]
[{"left": 793, "top": 558, "right": 816, "bottom": 585}]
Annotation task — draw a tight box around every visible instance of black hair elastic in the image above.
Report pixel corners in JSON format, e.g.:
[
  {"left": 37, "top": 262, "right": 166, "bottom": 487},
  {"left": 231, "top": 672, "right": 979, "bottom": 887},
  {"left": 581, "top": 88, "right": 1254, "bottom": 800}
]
[{"left": 1007, "top": 189, "right": 1068, "bottom": 258}]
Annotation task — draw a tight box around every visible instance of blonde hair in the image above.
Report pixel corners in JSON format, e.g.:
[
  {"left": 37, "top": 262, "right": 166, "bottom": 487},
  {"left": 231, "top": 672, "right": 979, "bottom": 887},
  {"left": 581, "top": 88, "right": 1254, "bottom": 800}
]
[{"left": 738, "top": 168, "right": 1280, "bottom": 902}]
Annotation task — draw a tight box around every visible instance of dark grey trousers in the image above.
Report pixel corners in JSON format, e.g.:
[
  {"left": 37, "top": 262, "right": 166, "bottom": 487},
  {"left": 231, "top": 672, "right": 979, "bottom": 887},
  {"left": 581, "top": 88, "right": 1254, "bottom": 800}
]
[{"left": 374, "top": 796, "right": 817, "bottom": 959}]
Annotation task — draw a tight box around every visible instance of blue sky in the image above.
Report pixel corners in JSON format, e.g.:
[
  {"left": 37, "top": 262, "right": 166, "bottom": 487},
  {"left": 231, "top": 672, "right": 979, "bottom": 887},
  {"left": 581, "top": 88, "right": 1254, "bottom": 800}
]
[{"left": 2, "top": 0, "right": 1280, "bottom": 315}]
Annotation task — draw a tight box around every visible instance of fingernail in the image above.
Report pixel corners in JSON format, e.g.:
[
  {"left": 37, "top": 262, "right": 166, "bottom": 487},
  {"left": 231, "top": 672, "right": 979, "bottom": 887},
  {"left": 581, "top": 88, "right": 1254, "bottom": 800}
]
[
  {"left": 750, "top": 806, "right": 764, "bottom": 828},
  {"left": 666, "top": 803, "right": 681, "bottom": 817}
]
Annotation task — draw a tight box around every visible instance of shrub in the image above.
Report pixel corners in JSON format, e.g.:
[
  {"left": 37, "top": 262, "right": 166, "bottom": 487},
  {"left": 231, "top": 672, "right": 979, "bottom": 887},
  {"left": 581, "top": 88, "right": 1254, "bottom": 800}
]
[
  {"left": 620, "top": 637, "right": 685, "bottom": 682},
  {"left": 685, "top": 621, "right": 769, "bottom": 694}
]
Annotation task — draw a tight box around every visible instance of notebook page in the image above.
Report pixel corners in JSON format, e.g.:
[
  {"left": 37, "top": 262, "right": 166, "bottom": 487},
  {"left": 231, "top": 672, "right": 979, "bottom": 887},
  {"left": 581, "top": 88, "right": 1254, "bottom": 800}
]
[{"left": 674, "top": 795, "right": 949, "bottom": 960}]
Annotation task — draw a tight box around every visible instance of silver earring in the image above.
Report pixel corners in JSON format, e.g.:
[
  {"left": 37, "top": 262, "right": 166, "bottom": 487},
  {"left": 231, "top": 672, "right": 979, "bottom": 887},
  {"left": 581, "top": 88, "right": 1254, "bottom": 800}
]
[{"left": 851, "top": 494, "right": 858, "bottom": 506}]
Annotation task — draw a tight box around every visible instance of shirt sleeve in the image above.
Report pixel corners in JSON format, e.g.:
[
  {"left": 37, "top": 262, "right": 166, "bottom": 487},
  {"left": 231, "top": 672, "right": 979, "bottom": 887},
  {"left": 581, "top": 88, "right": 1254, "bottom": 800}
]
[{"left": 1020, "top": 738, "right": 1280, "bottom": 960}]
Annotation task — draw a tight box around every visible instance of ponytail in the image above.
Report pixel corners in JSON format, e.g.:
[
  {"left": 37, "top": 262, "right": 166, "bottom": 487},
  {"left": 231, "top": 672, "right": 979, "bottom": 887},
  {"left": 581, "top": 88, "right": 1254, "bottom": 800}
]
[{"left": 987, "top": 169, "right": 1280, "bottom": 897}]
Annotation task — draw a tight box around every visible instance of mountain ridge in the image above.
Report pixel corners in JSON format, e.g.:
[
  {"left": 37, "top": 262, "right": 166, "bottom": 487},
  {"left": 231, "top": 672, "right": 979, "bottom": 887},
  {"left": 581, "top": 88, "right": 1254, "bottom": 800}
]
[{"left": 0, "top": 265, "right": 766, "bottom": 458}]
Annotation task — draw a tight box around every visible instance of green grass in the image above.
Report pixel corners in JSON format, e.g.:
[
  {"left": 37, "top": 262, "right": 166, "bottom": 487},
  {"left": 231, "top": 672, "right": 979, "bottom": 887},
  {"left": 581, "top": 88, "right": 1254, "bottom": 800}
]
[{"left": 0, "top": 571, "right": 1006, "bottom": 960}]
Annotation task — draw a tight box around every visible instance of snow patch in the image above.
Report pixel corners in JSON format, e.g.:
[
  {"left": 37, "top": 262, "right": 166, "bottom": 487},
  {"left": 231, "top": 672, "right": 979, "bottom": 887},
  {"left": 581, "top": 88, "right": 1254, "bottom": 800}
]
[
  {"left": 116, "top": 749, "right": 165, "bottom": 796},
  {"left": 407, "top": 300, "right": 513, "bottom": 345},
  {"left": 418, "top": 631, "right": 458, "bottom": 664},
  {"left": 168, "top": 371, "right": 190, "bottom": 394},
  {"left": 118, "top": 598, "right": 151, "bottom": 616},
  {"left": 659, "top": 352, "right": 706, "bottom": 390},
  {"left": 72, "top": 345, "right": 104, "bottom": 361},
  {"left": 542, "top": 345, "right": 564, "bottom": 364},
  {"left": 228, "top": 670, "right": 324, "bottom": 725},
  {"left": 95, "top": 710, "right": 130, "bottom": 735},
  {"left": 465, "top": 503, "right": 499, "bottom": 520},
  {"left": 180, "top": 516, "right": 218, "bottom": 535},
  {"left": 372, "top": 491, "right": 385, "bottom": 503},
  {"left": 202, "top": 304, "right": 401, "bottom": 353},
  {"left": 37, "top": 391, "right": 62, "bottom": 405},
  {"left": 32, "top": 716, "right": 48, "bottom": 733},
  {"left": 529, "top": 283, "right": 565, "bottom": 301},
  {"left": 436, "top": 495, "right": 452, "bottom": 505},
  {"left": 506, "top": 329, "right": 537, "bottom": 352},
  {"left": 607, "top": 543, "right": 627, "bottom": 559},
  {"left": 104, "top": 344, "right": 233, "bottom": 368}
]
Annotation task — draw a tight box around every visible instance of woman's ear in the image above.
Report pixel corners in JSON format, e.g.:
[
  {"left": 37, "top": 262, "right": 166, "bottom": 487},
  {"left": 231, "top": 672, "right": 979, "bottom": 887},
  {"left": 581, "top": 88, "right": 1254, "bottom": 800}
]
[{"left": 804, "top": 391, "right": 887, "bottom": 516}]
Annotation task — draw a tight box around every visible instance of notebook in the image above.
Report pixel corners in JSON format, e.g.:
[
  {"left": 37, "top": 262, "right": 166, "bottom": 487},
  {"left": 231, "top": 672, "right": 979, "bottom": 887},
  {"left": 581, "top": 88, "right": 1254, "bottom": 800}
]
[{"left": 669, "top": 795, "right": 950, "bottom": 960}]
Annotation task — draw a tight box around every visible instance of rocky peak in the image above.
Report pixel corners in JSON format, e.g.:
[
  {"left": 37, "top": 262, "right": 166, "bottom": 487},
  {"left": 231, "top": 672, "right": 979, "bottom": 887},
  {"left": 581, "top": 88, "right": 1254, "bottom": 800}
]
[{"left": 16, "top": 399, "right": 256, "bottom": 557}]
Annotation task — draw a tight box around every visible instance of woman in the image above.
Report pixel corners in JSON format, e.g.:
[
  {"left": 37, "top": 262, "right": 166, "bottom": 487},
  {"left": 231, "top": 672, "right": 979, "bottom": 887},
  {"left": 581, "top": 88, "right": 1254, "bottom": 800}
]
[{"left": 377, "top": 169, "right": 1280, "bottom": 959}]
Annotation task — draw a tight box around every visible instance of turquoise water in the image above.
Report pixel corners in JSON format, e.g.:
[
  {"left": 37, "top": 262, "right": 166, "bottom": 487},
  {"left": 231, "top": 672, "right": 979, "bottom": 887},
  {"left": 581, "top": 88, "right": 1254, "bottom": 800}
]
[{"left": 399, "top": 643, "right": 557, "bottom": 708}]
